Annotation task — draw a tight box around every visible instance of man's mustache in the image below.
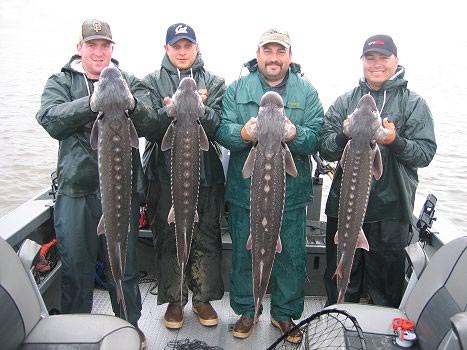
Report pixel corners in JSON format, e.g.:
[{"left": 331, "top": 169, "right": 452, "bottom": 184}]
[{"left": 266, "top": 61, "right": 282, "bottom": 67}]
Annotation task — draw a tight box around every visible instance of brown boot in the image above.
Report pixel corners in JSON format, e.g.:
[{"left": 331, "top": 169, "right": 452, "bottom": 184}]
[
  {"left": 192, "top": 302, "right": 218, "bottom": 326},
  {"left": 232, "top": 315, "right": 258, "bottom": 339},
  {"left": 271, "top": 317, "right": 303, "bottom": 344},
  {"left": 164, "top": 303, "right": 184, "bottom": 329}
]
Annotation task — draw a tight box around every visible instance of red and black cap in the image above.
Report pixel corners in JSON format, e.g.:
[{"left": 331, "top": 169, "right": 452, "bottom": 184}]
[{"left": 361, "top": 34, "right": 397, "bottom": 57}]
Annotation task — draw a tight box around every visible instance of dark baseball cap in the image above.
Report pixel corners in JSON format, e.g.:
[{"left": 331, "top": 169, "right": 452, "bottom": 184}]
[
  {"left": 80, "top": 19, "right": 114, "bottom": 44},
  {"left": 361, "top": 34, "right": 397, "bottom": 57},
  {"left": 166, "top": 23, "right": 196, "bottom": 45}
]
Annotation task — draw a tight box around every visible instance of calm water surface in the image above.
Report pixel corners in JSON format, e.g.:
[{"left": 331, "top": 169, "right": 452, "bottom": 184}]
[{"left": 0, "top": 1, "right": 465, "bottom": 237}]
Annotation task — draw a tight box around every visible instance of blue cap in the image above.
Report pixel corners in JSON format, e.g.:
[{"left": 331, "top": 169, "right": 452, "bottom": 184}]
[{"left": 166, "top": 23, "right": 196, "bottom": 45}]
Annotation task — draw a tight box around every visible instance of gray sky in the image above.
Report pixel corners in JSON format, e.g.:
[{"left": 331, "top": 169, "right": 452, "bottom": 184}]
[{"left": 1, "top": 0, "right": 463, "bottom": 93}]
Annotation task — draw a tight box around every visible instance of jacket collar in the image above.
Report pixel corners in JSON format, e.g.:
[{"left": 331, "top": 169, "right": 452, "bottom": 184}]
[
  {"left": 359, "top": 65, "right": 407, "bottom": 92},
  {"left": 64, "top": 54, "right": 119, "bottom": 75}
]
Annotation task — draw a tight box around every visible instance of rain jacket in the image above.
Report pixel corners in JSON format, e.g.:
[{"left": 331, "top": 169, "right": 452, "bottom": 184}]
[
  {"left": 141, "top": 53, "right": 226, "bottom": 186},
  {"left": 36, "top": 55, "right": 156, "bottom": 197},
  {"left": 320, "top": 66, "right": 437, "bottom": 224},
  {"left": 215, "top": 59, "right": 324, "bottom": 210}
]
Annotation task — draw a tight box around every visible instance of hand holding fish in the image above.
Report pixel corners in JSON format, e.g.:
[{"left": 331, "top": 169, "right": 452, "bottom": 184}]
[
  {"left": 379, "top": 118, "right": 396, "bottom": 144},
  {"left": 164, "top": 96, "right": 172, "bottom": 106},
  {"left": 198, "top": 89, "right": 208, "bottom": 104},
  {"left": 241, "top": 117, "right": 257, "bottom": 142},
  {"left": 343, "top": 115, "right": 352, "bottom": 137},
  {"left": 284, "top": 116, "right": 296, "bottom": 142}
]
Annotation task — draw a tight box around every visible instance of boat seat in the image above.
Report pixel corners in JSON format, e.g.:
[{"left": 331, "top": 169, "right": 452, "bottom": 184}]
[
  {"left": 325, "top": 236, "right": 467, "bottom": 349},
  {"left": 0, "top": 236, "right": 140, "bottom": 350}
]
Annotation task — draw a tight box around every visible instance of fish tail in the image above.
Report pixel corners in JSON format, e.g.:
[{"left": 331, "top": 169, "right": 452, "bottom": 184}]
[
  {"left": 114, "top": 242, "right": 128, "bottom": 320},
  {"left": 116, "top": 278, "right": 128, "bottom": 321},
  {"left": 180, "top": 262, "right": 184, "bottom": 307},
  {"left": 337, "top": 289, "right": 345, "bottom": 304}
]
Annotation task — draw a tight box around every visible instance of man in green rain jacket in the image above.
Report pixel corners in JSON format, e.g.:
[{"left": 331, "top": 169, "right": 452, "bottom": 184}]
[
  {"left": 36, "top": 19, "right": 155, "bottom": 348},
  {"left": 216, "top": 28, "right": 323, "bottom": 343},
  {"left": 320, "top": 34, "right": 437, "bottom": 308},
  {"left": 141, "top": 23, "right": 226, "bottom": 330}
]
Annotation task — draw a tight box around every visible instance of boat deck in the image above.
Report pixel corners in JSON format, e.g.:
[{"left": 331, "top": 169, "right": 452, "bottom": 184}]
[{"left": 92, "top": 281, "right": 326, "bottom": 350}]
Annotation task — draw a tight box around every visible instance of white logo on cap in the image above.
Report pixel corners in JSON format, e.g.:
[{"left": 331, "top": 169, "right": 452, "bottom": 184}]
[
  {"left": 92, "top": 22, "right": 102, "bottom": 32},
  {"left": 175, "top": 25, "right": 188, "bottom": 34}
]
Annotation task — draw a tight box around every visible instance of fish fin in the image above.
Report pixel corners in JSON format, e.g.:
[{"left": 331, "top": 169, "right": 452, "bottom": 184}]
[
  {"left": 128, "top": 119, "right": 139, "bottom": 149},
  {"left": 340, "top": 141, "right": 351, "bottom": 166},
  {"left": 276, "top": 236, "right": 282, "bottom": 253},
  {"left": 357, "top": 229, "right": 370, "bottom": 251},
  {"left": 373, "top": 145, "right": 383, "bottom": 180},
  {"left": 242, "top": 147, "right": 257, "bottom": 178},
  {"left": 334, "top": 231, "right": 339, "bottom": 244},
  {"left": 97, "top": 216, "right": 105, "bottom": 235},
  {"left": 167, "top": 205, "right": 175, "bottom": 224},
  {"left": 199, "top": 124, "right": 209, "bottom": 151},
  {"left": 283, "top": 143, "right": 298, "bottom": 177},
  {"left": 194, "top": 210, "right": 199, "bottom": 222},
  {"left": 246, "top": 234, "right": 253, "bottom": 250},
  {"left": 161, "top": 123, "right": 174, "bottom": 151},
  {"left": 90, "top": 118, "right": 100, "bottom": 150}
]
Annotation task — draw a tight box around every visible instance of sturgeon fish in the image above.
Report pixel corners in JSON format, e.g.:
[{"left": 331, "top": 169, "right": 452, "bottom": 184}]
[
  {"left": 90, "top": 66, "right": 139, "bottom": 320},
  {"left": 242, "top": 91, "right": 297, "bottom": 320},
  {"left": 161, "top": 77, "right": 208, "bottom": 302},
  {"left": 334, "top": 94, "right": 388, "bottom": 303}
]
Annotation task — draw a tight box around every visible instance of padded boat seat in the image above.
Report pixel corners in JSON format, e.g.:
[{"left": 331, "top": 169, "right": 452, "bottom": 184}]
[
  {"left": 325, "top": 236, "right": 467, "bottom": 349},
  {"left": 0, "top": 236, "right": 140, "bottom": 350}
]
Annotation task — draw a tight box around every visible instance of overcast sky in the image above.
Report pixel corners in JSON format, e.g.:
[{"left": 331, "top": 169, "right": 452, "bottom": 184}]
[{"left": 1, "top": 0, "right": 463, "bottom": 99}]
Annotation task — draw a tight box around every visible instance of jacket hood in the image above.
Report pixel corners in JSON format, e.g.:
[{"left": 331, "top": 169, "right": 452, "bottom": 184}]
[
  {"left": 243, "top": 58, "right": 302, "bottom": 75},
  {"left": 160, "top": 52, "right": 205, "bottom": 76},
  {"left": 359, "top": 65, "right": 407, "bottom": 92}
]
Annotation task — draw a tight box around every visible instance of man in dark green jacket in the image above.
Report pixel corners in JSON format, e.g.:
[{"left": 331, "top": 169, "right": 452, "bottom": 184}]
[
  {"left": 216, "top": 28, "right": 323, "bottom": 343},
  {"left": 320, "top": 34, "right": 437, "bottom": 308},
  {"left": 141, "top": 23, "right": 226, "bottom": 330},
  {"left": 36, "top": 19, "right": 155, "bottom": 348}
]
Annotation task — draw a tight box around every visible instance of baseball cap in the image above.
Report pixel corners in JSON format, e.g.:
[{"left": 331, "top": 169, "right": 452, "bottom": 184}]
[
  {"left": 166, "top": 23, "right": 196, "bottom": 45},
  {"left": 258, "top": 28, "right": 291, "bottom": 49},
  {"left": 361, "top": 34, "right": 397, "bottom": 57},
  {"left": 79, "top": 19, "right": 114, "bottom": 44}
]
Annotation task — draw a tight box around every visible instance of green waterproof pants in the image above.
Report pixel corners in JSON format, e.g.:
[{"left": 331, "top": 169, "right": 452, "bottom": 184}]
[
  {"left": 54, "top": 193, "right": 142, "bottom": 326},
  {"left": 228, "top": 204, "right": 307, "bottom": 321},
  {"left": 154, "top": 184, "right": 225, "bottom": 306}
]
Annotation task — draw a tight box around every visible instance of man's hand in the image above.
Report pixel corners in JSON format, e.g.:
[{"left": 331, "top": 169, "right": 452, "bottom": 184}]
[
  {"left": 343, "top": 114, "right": 352, "bottom": 137},
  {"left": 198, "top": 89, "right": 208, "bottom": 104},
  {"left": 284, "top": 117, "right": 296, "bottom": 142},
  {"left": 164, "top": 97, "right": 172, "bottom": 106},
  {"left": 241, "top": 117, "right": 257, "bottom": 142},
  {"left": 379, "top": 117, "right": 396, "bottom": 144},
  {"left": 129, "top": 95, "right": 136, "bottom": 111}
]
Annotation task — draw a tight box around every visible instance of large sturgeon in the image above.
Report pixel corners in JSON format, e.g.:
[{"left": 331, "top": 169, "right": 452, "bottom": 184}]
[
  {"left": 242, "top": 91, "right": 297, "bottom": 320},
  {"left": 90, "top": 66, "right": 139, "bottom": 320},
  {"left": 161, "top": 77, "right": 208, "bottom": 302},
  {"left": 334, "top": 94, "right": 388, "bottom": 303}
]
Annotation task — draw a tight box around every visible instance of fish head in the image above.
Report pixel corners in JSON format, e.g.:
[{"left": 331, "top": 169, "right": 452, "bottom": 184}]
[
  {"left": 349, "top": 94, "right": 385, "bottom": 141},
  {"left": 257, "top": 91, "right": 285, "bottom": 149},
  {"left": 90, "top": 67, "right": 134, "bottom": 113},
  {"left": 170, "top": 77, "right": 205, "bottom": 122}
]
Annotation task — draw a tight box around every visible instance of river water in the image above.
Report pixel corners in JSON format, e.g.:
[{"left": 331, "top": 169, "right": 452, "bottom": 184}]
[{"left": 0, "top": 0, "right": 465, "bottom": 237}]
